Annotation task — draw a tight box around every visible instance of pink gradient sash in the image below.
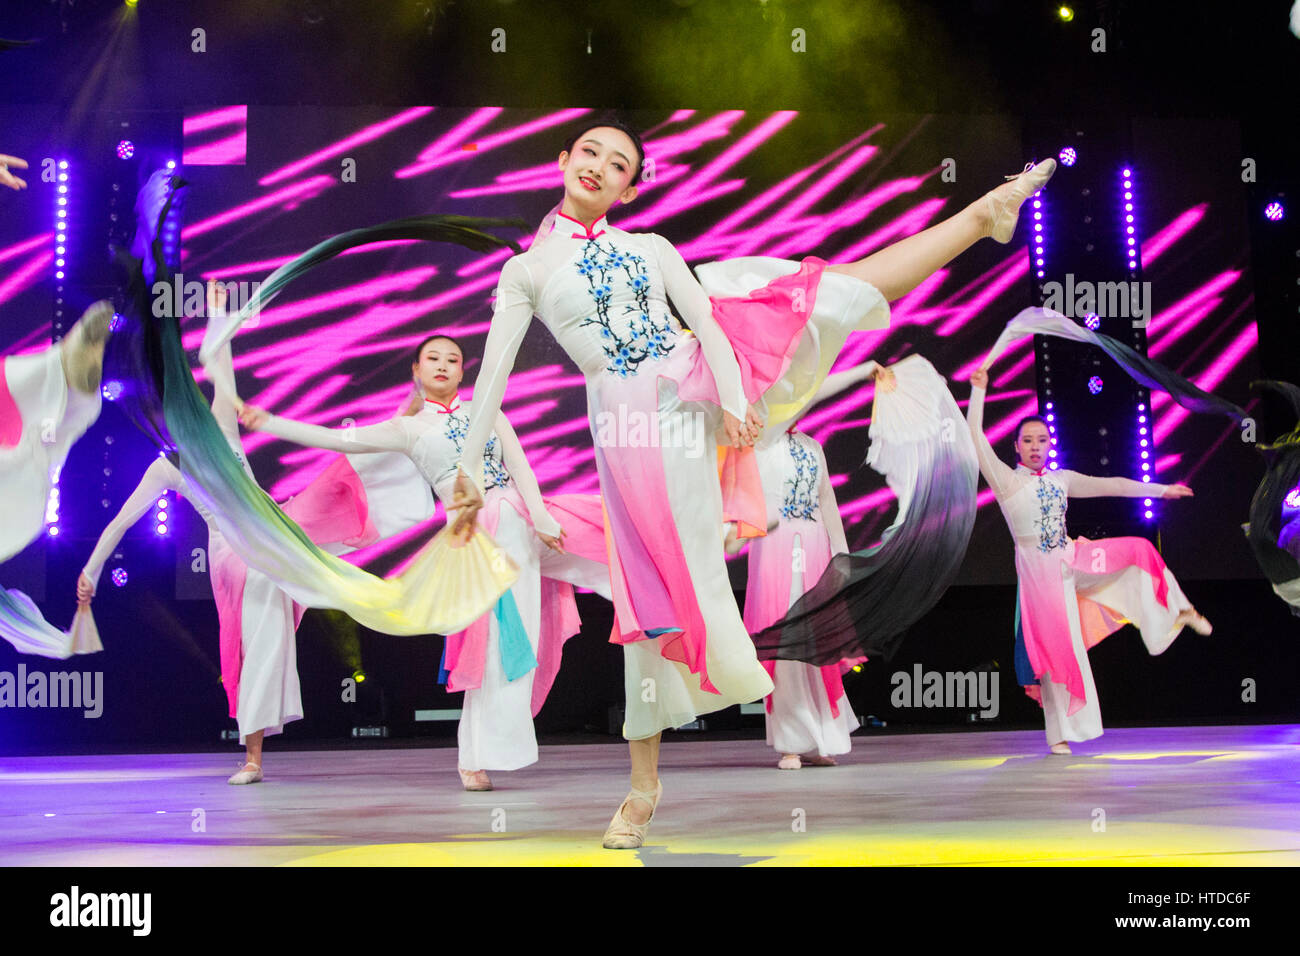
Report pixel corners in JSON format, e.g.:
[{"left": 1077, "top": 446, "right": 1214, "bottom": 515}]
[
  {"left": 718, "top": 446, "right": 768, "bottom": 540},
  {"left": 743, "top": 520, "right": 858, "bottom": 717},
  {"left": 0, "top": 358, "right": 22, "bottom": 448},
  {"left": 280, "top": 454, "right": 379, "bottom": 548},
  {"left": 1017, "top": 535, "right": 1172, "bottom": 714}
]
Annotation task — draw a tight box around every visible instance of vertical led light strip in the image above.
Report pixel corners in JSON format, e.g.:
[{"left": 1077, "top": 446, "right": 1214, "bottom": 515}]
[
  {"left": 47, "top": 159, "right": 70, "bottom": 537},
  {"left": 1033, "top": 183, "right": 1063, "bottom": 470},
  {"left": 1123, "top": 165, "right": 1155, "bottom": 519}
]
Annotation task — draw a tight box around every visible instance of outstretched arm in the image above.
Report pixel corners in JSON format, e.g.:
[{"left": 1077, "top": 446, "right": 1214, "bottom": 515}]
[
  {"left": 1061, "top": 471, "right": 1172, "bottom": 499},
  {"left": 966, "top": 370, "right": 1020, "bottom": 500},
  {"left": 79, "top": 459, "right": 181, "bottom": 601},
  {"left": 809, "top": 361, "right": 881, "bottom": 408},
  {"left": 241, "top": 406, "right": 411, "bottom": 456},
  {"left": 492, "top": 410, "right": 563, "bottom": 540}
]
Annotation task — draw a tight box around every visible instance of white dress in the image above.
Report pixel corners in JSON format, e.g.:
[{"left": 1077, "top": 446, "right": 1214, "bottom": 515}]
[
  {"left": 260, "top": 399, "right": 607, "bottom": 770},
  {"left": 456, "top": 213, "right": 889, "bottom": 739},
  {"left": 967, "top": 385, "right": 1196, "bottom": 744},
  {"left": 749, "top": 431, "right": 860, "bottom": 757}
]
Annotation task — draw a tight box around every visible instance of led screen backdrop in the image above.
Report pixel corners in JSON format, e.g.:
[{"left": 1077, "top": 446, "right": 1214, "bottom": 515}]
[{"left": 0, "top": 107, "right": 1263, "bottom": 586}]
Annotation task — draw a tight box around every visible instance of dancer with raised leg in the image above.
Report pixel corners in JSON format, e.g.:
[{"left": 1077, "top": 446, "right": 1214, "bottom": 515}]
[
  {"left": 446, "top": 118, "right": 1055, "bottom": 847},
  {"left": 79, "top": 284, "right": 300, "bottom": 783},
  {"left": 240, "top": 333, "right": 610, "bottom": 791},
  {"left": 967, "top": 365, "right": 1211, "bottom": 754}
]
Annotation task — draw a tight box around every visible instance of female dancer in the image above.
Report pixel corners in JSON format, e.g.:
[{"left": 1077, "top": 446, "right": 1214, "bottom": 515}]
[
  {"left": 1, "top": 300, "right": 113, "bottom": 658},
  {"left": 78, "top": 286, "right": 300, "bottom": 783},
  {"left": 726, "top": 360, "right": 891, "bottom": 769},
  {"left": 967, "top": 366, "right": 1212, "bottom": 754},
  {"left": 448, "top": 118, "right": 1056, "bottom": 847},
  {"left": 240, "top": 333, "right": 610, "bottom": 790}
]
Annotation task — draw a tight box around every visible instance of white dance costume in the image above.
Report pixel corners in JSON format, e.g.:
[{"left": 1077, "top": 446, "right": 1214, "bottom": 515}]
[
  {"left": 457, "top": 213, "right": 889, "bottom": 739},
  {"left": 259, "top": 398, "right": 609, "bottom": 771},
  {"left": 745, "top": 430, "right": 861, "bottom": 757},
  {"left": 967, "top": 385, "right": 1197, "bottom": 744}
]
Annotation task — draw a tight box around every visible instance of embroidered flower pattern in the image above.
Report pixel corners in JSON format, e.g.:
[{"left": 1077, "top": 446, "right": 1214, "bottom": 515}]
[
  {"left": 780, "top": 433, "right": 820, "bottom": 521},
  {"left": 445, "top": 410, "right": 510, "bottom": 490},
  {"left": 1032, "top": 476, "right": 1068, "bottom": 553},
  {"left": 575, "top": 238, "right": 677, "bottom": 377}
]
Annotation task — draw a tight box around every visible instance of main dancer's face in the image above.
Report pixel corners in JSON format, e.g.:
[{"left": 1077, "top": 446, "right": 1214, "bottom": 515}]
[
  {"left": 413, "top": 339, "right": 463, "bottom": 401},
  {"left": 558, "top": 127, "right": 639, "bottom": 216},
  {"left": 1016, "top": 422, "right": 1052, "bottom": 471}
]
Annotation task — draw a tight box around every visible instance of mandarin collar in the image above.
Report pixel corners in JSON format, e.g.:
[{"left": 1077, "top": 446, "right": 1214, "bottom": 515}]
[
  {"left": 553, "top": 210, "right": 608, "bottom": 240},
  {"left": 1016, "top": 463, "right": 1050, "bottom": 477},
  {"left": 423, "top": 397, "right": 462, "bottom": 415}
]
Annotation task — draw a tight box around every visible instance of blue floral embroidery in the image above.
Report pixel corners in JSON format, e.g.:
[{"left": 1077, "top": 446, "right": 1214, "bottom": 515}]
[
  {"left": 444, "top": 410, "right": 510, "bottom": 491},
  {"left": 780, "top": 433, "right": 819, "bottom": 521},
  {"left": 1032, "top": 476, "right": 1068, "bottom": 553},
  {"left": 574, "top": 238, "right": 677, "bottom": 377}
]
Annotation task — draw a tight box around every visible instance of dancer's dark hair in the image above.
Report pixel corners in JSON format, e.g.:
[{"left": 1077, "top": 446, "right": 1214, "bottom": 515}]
[
  {"left": 412, "top": 333, "right": 464, "bottom": 364},
  {"left": 1014, "top": 415, "right": 1050, "bottom": 442},
  {"left": 562, "top": 116, "right": 645, "bottom": 182}
]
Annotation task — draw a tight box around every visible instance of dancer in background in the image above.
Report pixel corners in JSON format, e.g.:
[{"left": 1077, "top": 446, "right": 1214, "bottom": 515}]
[
  {"left": 1244, "top": 380, "right": 1300, "bottom": 613},
  {"left": 727, "top": 360, "right": 894, "bottom": 769},
  {"left": 447, "top": 118, "right": 1052, "bottom": 847},
  {"left": 967, "top": 365, "right": 1211, "bottom": 754},
  {"left": 240, "top": 333, "right": 610, "bottom": 791},
  {"left": 1, "top": 300, "right": 114, "bottom": 658},
  {"left": 79, "top": 285, "right": 300, "bottom": 784}
]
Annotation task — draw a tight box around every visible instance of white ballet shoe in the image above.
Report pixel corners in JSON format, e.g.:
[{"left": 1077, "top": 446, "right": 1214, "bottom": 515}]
[
  {"left": 458, "top": 767, "right": 493, "bottom": 791},
  {"left": 985, "top": 158, "right": 1058, "bottom": 243},
  {"left": 801, "top": 753, "right": 837, "bottom": 767},
  {"left": 602, "top": 779, "right": 662, "bottom": 850},
  {"left": 1049, "top": 742, "right": 1072, "bottom": 756},
  {"left": 777, "top": 754, "right": 802, "bottom": 770},
  {"left": 227, "top": 761, "right": 263, "bottom": 785},
  {"left": 1176, "top": 609, "right": 1213, "bottom": 636}
]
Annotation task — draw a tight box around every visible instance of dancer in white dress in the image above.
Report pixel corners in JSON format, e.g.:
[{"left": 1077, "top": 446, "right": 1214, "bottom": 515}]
[
  {"left": 241, "top": 334, "right": 610, "bottom": 790},
  {"left": 727, "top": 361, "right": 892, "bottom": 769},
  {"left": 447, "top": 119, "right": 1057, "bottom": 846},
  {"left": 967, "top": 366, "right": 1211, "bottom": 753},
  {"left": 78, "top": 286, "right": 300, "bottom": 783}
]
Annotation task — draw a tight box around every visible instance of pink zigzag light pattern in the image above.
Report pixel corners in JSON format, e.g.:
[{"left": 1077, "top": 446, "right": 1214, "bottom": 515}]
[{"left": 171, "top": 109, "right": 1256, "bottom": 553}]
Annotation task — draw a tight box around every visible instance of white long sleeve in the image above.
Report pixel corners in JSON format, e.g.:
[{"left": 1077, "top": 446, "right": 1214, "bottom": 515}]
[
  {"left": 814, "top": 443, "right": 849, "bottom": 556},
  {"left": 459, "top": 255, "right": 535, "bottom": 493},
  {"left": 966, "top": 385, "right": 1019, "bottom": 501},
  {"left": 82, "top": 458, "right": 181, "bottom": 589},
  {"left": 492, "top": 411, "right": 562, "bottom": 538},
  {"left": 652, "top": 234, "right": 748, "bottom": 421},
  {"left": 259, "top": 413, "right": 412, "bottom": 456},
  {"left": 809, "top": 360, "right": 878, "bottom": 409},
  {"left": 1060, "top": 470, "right": 1166, "bottom": 499}
]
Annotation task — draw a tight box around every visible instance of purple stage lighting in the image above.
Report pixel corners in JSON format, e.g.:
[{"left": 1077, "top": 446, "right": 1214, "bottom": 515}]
[
  {"left": 1284, "top": 487, "right": 1300, "bottom": 510},
  {"left": 116, "top": 140, "right": 135, "bottom": 160},
  {"left": 1088, "top": 375, "right": 1103, "bottom": 394},
  {"left": 111, "top": 568, "right": 128, "bottom": 588},
  {"left": 101, "top": 380, "right": 123, "bottom": 402},
  {"left": 1084, "top": 312, "right": 1100, "bottom": 330},
  {"left": 1058, "top": 146, "right": 1077, "bottom": 166},
  {"left": 1264, "top": 201, "right": 1284, "bottom": 221}
]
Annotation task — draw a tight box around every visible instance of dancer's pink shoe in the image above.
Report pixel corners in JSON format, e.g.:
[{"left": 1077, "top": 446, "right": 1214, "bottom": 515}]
[
  {"left": 777, "top": 754, "right": 802, "bottom": 770},
  {"left": 227, "top": 761, "right": 263, "bottom": 785},
  {"left": 458, "top": 768, "right": 493, "bottom": 791},
  {"left": 985, "top": 159, "right": 1058, "bottom": 243},
  {"left": 1049, "top": 742, "right": 1072, "bottom": 756},
  {"left": 602, "top": 780, "right": 662, "bottom": 849}
]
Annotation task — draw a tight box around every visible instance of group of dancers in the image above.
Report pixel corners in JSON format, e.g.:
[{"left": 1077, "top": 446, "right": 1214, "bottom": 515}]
[{"left": 0, "top": 120, "right": 1263, "bottom": 850}]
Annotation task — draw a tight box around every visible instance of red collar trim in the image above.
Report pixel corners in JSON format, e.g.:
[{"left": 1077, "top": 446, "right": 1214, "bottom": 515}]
[
  {"left": 424, "top": 397, "right": 461, "bottom": 414},
  {"left": 555, "top": 210, "right": 608, "bottom": 240}
]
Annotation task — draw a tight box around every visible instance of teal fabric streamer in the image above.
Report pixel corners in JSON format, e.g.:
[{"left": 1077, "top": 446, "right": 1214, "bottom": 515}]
[{"left": 495, "top": 590, "right": 537, "bottom": 682}]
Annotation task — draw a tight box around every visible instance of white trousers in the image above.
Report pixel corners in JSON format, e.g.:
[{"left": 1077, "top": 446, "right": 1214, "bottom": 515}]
[{"left": 236, "top": 567, "right": 302, "bottom": 744}]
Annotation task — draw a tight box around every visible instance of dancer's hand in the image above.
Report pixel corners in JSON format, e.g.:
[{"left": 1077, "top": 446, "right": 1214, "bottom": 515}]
[
  {"left": 0, "top": 154, "right": 29, "bottom": 190},
  {"left": 722, "top": 522, "right": 744, "bottom": 556},
  {"left": 76, "top": 573, "right": 95, "bottom": 606},
  {"left": 872, "top": 364, "right": 897, "bottom": 393},
  {"left": 238, "top": 405, "right": 269, "bottom": 430},
  {"left": 970, "top": 367, "right": 989, "bottom": 389},
  {"left": 450, "top": 469, "right": 484, "bottom": 542},
  {"left": 400, "top": 381, "right": 423, "bottom": 417},
  {"left": 1162, "top": 483, "right": 1193, "bottom": 499},
  {"left": 537, "top": 529, "right": 566, "bottom": 554},
  {"left": 205, "top": 279, "right": 228, "bottom": 317}
]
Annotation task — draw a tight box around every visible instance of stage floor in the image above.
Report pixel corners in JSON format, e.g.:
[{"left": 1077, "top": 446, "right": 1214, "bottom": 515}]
[{"left": 2, "top": 725, "right": 1298, "bottom": 866}]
